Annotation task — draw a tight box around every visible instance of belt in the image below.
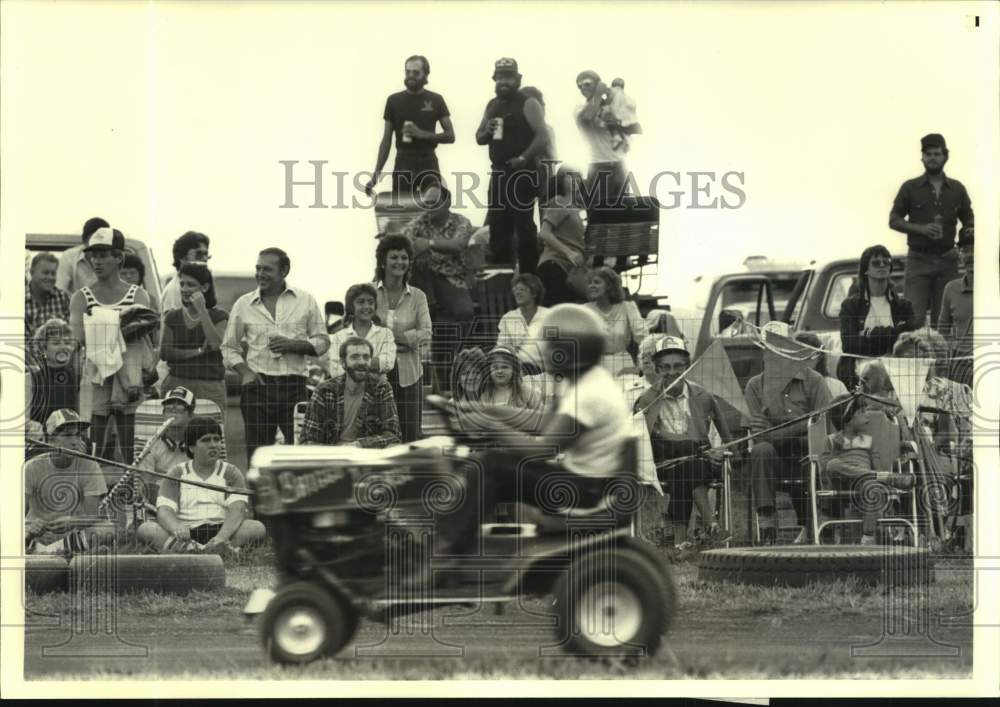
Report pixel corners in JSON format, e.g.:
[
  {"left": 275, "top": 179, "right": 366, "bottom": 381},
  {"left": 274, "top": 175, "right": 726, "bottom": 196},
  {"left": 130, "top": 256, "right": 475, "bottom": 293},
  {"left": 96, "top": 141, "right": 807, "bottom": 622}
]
[{"left": 257, "top": 373, "right": 306, "bottom": 382}]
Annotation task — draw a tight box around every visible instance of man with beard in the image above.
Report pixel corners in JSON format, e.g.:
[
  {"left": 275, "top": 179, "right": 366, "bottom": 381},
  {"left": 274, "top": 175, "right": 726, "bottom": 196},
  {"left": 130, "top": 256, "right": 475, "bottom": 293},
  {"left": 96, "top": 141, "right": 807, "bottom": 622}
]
[
  {"left": 475, "top": 57, "right": 549, "bottom": 272},
  {"left": 300, "top": 337, "right": 401, "bottom": 448},
  {"left": 366, "top": 55, "right": 455, "bottom": 198},
  {"left": 221, "top": 247, "right": 330, "bottom": 458},
  {"left": 889, "top": 133, "right": 974, "bottom": 328}
]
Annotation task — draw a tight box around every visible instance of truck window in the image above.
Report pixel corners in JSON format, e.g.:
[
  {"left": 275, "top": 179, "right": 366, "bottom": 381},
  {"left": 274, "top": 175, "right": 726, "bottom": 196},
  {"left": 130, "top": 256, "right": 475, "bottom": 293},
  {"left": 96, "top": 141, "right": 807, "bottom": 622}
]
[{"left": 824, "top": 273, "right": 856, "bottom": 319}]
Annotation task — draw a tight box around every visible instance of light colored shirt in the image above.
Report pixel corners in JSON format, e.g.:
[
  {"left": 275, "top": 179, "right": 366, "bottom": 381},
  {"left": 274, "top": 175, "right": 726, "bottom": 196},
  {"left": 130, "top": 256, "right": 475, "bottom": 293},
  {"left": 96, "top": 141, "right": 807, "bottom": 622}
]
[
  {"left": 56, "top": 244, "right": 96, "bottom": 293},
  {"left": 863, "top": 296, "right": 894, "bottom": 329},
  {"left": 25, "top": 454, "right": 106, "bottom": 525},
  {"left": 497, "top": 305, "right": 550, "bottom": 368},
  {"left": 326, "top": 322, "right": 396, "bottom": 379},
  {"left": 576, "top": 104, "right": 626, "bottom": 164},
  {"left": 374, "top": 282, "right": 432, "bottom": 388},
  {"left": 156, "top": 460, "right": 248, "bottom": 527},
  {"left": 555, "top": 366, "right": 632, "bottom": 477},
  {"left": 221, "top": 284, "right": 329, "bottom": 378},
  {"left": 586, "top": 300, "right": 646, "bottom": 355},
  {"left": 655, "top": 383, "right": 691, "bottom": 437},
  {"left": 160, "top": 275, "right": 183, "bottom": 314}
]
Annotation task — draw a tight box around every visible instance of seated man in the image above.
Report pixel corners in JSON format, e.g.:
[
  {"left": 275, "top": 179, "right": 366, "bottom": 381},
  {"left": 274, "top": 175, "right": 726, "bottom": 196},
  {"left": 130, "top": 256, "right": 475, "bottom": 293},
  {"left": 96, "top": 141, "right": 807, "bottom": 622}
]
[
  {"left": 635, "top": 337, "right": 735, "bottom": 547},
  {"left": 746, "top": 352, "right": 832, "bottom": 544},
  {"left": 135, "top": 386, "right": 196, "bottom": 500},
  {"left": 137, "top": 416, "right": 265, "bottom": 554},
  {"left": 430, "top": 305, "right": 635, "bottom": 566},
  {"left": 300, "top": 337, "right": 401, "bottom": 447},
  {"left": 25, "top": 410, "right": 117, "bottom": 555},
  {"left": 821, "top": 395, "right": 914, "bottom": 545}
]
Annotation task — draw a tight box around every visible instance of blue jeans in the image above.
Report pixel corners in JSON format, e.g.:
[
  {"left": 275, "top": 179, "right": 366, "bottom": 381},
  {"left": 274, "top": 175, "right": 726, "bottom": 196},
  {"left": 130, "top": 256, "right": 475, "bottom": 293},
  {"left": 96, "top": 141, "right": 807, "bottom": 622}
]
[{"left": 904, "top": 248, "right": 959, "bottom": 329}]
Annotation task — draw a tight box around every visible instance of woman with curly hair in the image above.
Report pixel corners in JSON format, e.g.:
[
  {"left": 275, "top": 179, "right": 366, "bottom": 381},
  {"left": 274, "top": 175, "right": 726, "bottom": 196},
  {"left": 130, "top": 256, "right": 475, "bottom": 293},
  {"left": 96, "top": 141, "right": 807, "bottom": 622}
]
[{"left": 373, "top": 234, "right": 432, "bottom": 442}]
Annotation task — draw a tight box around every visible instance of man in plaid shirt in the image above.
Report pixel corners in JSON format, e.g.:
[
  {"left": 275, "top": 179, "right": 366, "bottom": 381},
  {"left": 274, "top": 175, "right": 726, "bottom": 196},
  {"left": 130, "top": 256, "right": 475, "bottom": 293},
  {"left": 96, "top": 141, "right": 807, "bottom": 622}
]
[
  {"left": 25, "top": 253, "right": 71, "bottom": 341},
  {"left": 300, "top": 337, "right": 401, "bottom": 448}
]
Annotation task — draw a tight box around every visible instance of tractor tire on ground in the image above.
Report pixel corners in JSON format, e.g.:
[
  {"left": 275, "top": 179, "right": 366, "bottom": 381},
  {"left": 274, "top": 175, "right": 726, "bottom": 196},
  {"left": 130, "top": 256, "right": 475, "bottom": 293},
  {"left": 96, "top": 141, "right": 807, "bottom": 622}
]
[
  {"left": 698, "top": 545, "right": 932, "bottom": 587},
  {"left": 68, "top": 554, "right": 226, "bottom": 595},
  {"left": 260, "top": 581, "right": 358, "bottom": 665},
  {"left": 554, "top": 548, "right": 674, "bottom": 659},
  {"left": 25, "top": 556, "right": 70, "bottom": 593}
]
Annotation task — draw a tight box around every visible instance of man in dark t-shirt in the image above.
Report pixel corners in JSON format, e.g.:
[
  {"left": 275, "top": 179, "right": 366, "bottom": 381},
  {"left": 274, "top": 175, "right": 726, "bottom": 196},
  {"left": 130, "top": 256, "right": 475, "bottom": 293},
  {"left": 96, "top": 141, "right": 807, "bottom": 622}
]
[
  {"left": 475, "top": 57, "right": 550, "bottom": 273},
  {"left": 366, "top": 55, "right": 455, "bottom": 197}
]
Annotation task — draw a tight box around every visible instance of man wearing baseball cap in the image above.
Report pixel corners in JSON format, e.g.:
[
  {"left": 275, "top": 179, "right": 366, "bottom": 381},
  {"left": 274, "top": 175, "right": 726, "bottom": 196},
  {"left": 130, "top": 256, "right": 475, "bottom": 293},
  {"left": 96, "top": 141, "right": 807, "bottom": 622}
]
[
  {"left": 55, "top": 216, "right": 109, "bottom": 293},
  {"left": 24, "top": 409, "right": 116, "bottom": 555},
  {"left": 938, "top": 227, "right": 975, "bottom": 386},
  {"left": 475, "top": 57, "right": 550, "bottom": 272},
  {"left": 136, "top": 387, "right": 198, "bottom": 498},
  {"left": 889, "top": 133, "right": 975, "bottom": 328},
  {"left": 634, "top": 337, "right": 736, "bottom": 548}
]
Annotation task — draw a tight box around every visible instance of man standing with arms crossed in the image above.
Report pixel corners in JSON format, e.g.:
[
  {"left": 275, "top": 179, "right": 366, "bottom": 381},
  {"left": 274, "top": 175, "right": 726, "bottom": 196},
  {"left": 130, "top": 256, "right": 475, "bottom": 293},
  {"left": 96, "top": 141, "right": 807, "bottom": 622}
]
[
  {"left": 476, "top": 57, "right": 549, "bottom": 273},
  {"left": 221, "top": 247, "right": 330, "bottom": 460},
  {"left": 365, "top": 55, "right": 455, "bottom": 198},
  {"left": 889, "top": 133, "right": 974, "bottom": 329}
]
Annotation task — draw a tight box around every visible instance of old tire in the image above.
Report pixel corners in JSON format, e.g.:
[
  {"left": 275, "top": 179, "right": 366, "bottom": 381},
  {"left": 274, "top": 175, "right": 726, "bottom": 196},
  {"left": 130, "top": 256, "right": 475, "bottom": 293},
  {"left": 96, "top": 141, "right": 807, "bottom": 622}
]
[
  {"left": 68, "top": 554, "right": 226, "bottom": 595},
  {"left": 554, "top": 548, "right": 673, "bottom": 658},
  {"left": 260, "top": 582, "right": 358, "bottom": 665},
  {"left": 698, "top": 545, "right": 932, "bottom": 587},
  {"left": 26, "top": 556, "right": 70, "bottom": 593}
]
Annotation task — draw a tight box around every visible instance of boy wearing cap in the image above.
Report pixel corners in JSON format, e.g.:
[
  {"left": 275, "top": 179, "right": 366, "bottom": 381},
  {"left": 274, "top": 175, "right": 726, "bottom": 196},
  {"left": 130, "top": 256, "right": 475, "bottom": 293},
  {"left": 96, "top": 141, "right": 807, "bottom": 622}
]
[
  {"left": 25, "top": 410, "right": 117, "bottom": 555},
  {"left": 889, "top": 133, "right": 974, "bottom": 328},
  {"left": 68, "top": 226, "right": 154, "bottom": 465},
  {"left": 138, "top": 416, "right": 265, "bottom": 554},
  {"left": 938, "top": 228, "right": 974, "bottom": 387},
  {"left": 635, "top": 337, "right": 735, "bottom": 547},
  {"left": 475, "top": 57, "right": 549, "bottom": 273},
  {"left": 135, "top": 387, "right": 197, "bottom": 499},
  {"left": 55, "top": 217, "right": 109, "bottom": 293}
]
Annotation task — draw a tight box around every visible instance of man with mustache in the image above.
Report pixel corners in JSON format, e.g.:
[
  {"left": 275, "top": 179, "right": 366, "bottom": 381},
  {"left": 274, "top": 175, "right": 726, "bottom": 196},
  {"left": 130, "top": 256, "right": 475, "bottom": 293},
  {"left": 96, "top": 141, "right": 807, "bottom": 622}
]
[
  {"left": 475, "top": 57, "right": 549, "bottom": 272},
  {"left": 221, "top": 247, "right": 330, "bottom": 459},
  {"left": 889, "top": 133, "right": 974, "bottom": 328},
  {"left": 300, "top": 337, "right": 401, "bottom": 448},
  {"left": 366, "top": 55, "right": 455, "bottom": 198}
]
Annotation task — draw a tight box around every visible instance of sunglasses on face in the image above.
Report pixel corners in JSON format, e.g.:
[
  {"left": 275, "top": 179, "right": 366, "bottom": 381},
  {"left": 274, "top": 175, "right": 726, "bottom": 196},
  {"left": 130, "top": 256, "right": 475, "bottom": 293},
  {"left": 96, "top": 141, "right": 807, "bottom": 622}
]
[{"left": 869, "top": 257, "right": 892, "bottom": 266}]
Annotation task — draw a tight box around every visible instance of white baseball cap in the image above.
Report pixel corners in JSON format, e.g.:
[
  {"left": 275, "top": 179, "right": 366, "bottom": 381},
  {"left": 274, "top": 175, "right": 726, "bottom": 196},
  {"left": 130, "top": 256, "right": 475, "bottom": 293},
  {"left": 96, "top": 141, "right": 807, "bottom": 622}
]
[{"left": 652, "top": 335, "right": 689, "bottom": 358}]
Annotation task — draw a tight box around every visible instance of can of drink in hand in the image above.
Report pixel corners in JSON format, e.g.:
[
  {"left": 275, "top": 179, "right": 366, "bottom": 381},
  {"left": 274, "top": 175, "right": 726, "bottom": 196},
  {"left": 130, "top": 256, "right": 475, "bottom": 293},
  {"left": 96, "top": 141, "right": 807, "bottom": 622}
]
[
  {"left": 402, "top": 121, "right": 415, "bottom": 144},
  {"left": 492, "top": 117, "right": 504, "bottom": 141}
]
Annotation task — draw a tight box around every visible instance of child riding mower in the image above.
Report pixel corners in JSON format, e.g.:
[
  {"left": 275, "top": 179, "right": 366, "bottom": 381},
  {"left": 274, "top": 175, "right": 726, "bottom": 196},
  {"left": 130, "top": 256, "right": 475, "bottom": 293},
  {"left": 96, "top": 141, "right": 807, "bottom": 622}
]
[{"left": 243, "top": 400, "right": 676, "bottom": 666}]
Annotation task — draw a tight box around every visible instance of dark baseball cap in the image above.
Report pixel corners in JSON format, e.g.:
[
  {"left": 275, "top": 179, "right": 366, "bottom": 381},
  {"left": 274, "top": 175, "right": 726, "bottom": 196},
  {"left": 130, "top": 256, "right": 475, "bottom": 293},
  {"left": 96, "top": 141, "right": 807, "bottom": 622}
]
[
  {"left": 920, "top": 133, "right": 947, "bottom": 151},
  {"left": 493, "top": 57, "right": 519, "bottom": 78}
]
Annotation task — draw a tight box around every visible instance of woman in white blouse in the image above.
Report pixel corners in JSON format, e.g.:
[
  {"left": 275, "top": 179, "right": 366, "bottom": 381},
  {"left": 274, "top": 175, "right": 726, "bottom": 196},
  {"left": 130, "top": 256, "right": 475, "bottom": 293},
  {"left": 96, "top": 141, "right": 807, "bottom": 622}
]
[
  {"left": 496, "top": 273, "right": 550, "bottom": 401},
  {"left": 327, "top": 283, "right": 396, "bottom": 379},
  {"left": 584, "top": 266, "right": 646, "bottom": 379}
]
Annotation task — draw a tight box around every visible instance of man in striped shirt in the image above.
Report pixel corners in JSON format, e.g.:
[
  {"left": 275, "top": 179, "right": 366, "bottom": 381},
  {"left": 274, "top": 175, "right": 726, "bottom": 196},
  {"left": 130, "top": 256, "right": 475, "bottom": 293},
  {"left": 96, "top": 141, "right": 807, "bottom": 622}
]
[{"left": 137, "top": 416, "right": 265, "bottom": 553}]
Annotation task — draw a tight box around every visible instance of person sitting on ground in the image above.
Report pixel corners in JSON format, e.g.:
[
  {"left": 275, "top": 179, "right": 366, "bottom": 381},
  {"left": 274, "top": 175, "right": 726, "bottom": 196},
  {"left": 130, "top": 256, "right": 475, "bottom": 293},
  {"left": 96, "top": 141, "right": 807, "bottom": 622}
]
[
  {"left": 27, "top": 319, "right": 79, "bottom": 426},
  {"left": 821, "top": 395, "right": 914, "bottom": 546},
  {"left": 538, "top": 169, "right": 588, "bottom": 307},
  {"left": 159, "top": 263, "right": 229, "bottom": 416},
  {"left": 135, "top": 386, "right": 197, "bottom": 502},
  {"left": 137, "top": 416, "right": 265, "bottom": 554},
  {"left": 450, "top": 347, "right": 487, "bottom": 404},
  {"left": 837, "top": 244, "right": 917, "bottom": 390},
  {"left": 120, "top": 254, "right": 146, "bottom": 289},
  {"left": 794, "top": 331, "right": 848, "bottom": 399},
  {"left": 635, "top": 336, "right": 736, "bottom": 548},
  {"left": 327, "top": 283, "right": 395, "bottom": 381},
  {"left": 25, "top": 409, "right": 117, "bottom": 556},
  {"left": 299, "top": 337, "right": 401, "bottom": 448}
]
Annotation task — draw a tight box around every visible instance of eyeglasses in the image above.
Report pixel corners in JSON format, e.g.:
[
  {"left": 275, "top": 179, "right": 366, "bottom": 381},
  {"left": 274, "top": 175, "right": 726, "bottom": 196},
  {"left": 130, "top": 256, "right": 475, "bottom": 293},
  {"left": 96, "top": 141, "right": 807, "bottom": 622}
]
[{"left": 869, "top": 257, "right": 892, "bottom": 266}]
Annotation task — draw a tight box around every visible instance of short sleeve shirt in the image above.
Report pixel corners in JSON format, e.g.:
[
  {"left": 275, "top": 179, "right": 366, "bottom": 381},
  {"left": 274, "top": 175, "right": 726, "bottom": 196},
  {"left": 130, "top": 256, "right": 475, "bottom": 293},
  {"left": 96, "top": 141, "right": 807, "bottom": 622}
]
[
  {"left": 539, "top": 200, "right": 586, "bottom": 271},
  {"left": 384, "top": 90, "right": 450, "bottom": 153},
  {"left": 25, "top": 454, "right": 107, "bottom": 525},
  {"left": 156, "top": 460, "right": 248, "bottom": 527},
  {"left": 556, "top": 366, "right": 632, "bottom": 477}
]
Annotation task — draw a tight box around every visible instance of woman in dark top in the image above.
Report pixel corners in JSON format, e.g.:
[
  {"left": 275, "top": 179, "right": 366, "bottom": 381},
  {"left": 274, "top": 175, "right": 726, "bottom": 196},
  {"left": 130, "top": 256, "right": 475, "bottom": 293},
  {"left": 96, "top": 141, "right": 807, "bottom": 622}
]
[
  {"left": 159, "top": 263, "right": 229, "bottom": 417},
  {"left": 837, "top": 244, "right": 917, "bottom": 390}
]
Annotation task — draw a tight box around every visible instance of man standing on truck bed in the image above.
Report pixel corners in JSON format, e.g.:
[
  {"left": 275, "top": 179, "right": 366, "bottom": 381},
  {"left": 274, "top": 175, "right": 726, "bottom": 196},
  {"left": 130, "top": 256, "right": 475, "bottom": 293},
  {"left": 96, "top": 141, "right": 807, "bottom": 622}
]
[
  {"left": 476, "top": 57, "right": 549, "bottom": 273},
  {"left": 889, "top": 133, "right": 974, "bottom": 329},
  {"left": 365, "top": 55, "right": 455, "bottom": 198}
]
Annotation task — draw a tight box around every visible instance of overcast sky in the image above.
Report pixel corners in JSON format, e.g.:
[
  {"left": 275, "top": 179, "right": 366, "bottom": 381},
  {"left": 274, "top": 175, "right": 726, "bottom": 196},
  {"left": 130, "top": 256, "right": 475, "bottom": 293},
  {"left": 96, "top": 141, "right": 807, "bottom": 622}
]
[{"left": 3, "top": 1, "right": 997, "bottom": 309}]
